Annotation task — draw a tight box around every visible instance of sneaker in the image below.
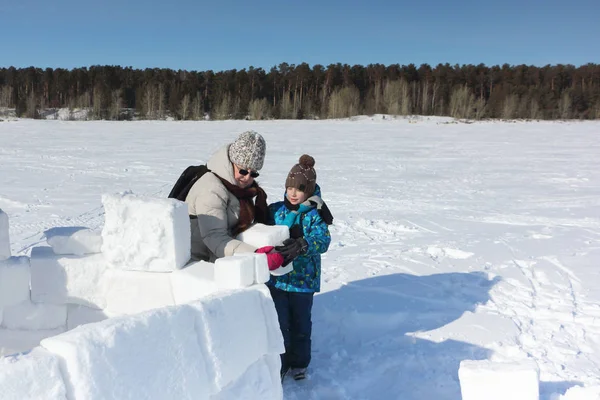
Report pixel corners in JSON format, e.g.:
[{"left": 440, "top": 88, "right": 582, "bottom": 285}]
[{"left": 291, "top": 368, "right": 307, "bottom": 381}]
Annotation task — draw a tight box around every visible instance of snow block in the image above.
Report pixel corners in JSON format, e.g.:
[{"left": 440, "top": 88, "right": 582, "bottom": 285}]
[
  {"left": 44, "top": 226, "right": 102, "bottom": 256},
  {"left": 459, "top": 359, "right": 540, "bottom": 400},
  {"left": 101, "top": 192, "right": 191, "bottom": 272},
  {"left": 214, "top": 255, "right": 255, "bottom": 289},
  {"left": 254, "top": 253, "right": 270, "bottom": 284},
  {"left": 0, "top": 327, "right": 66, "bottom": 357},
  {"left": 103, "top": 269, "right": 174, "bottom": 315},
  {"left": 0, "top": 256, "right": 31, "bottom": 308},
  {"left": 0, "top": 347, "right": 68, "bottom": 400},
  {"left": 188, "top": 288, "right": 285, "bottom": 393},
  {"left": 66, "top": 305, "right": 110, "bottom": 331},
  {"left": 41, "top": 306, "right": 211, "bottom": 400},
  {"left": 236, "top": 223, "right": 289, "bottom": 248},
  {"left": 30, "top": 247, "right": 108, "bottom": 309},
  {"left": 0, "top": 208, "right": 10, "bottom": 260},
  {"left": 170, "top": 260, "right": 219, "bottom": 305},
  {"left": 2, "top": 301, "right": 67, "bottom": 330},
  {"left": 211, "top": 354, "right": 282, "bottom": 400}
]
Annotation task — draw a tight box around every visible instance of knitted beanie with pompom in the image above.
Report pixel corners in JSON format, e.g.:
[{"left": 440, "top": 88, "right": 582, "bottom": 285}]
[{"left": 285, "top": 154, "right": 317, "bottom": 196}]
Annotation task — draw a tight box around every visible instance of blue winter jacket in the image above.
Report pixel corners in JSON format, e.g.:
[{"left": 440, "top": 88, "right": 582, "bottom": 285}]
[{"left": 267, "top": 185, "right": 331, "bottom": 293}]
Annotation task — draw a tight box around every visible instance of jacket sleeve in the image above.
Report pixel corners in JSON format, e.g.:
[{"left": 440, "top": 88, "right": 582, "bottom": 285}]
[
  {"left": 302, "top": 210, "right": 331, "bottom": 256},
  {"left": 195, "top": 176, "right": 256, "bottom": 257}
]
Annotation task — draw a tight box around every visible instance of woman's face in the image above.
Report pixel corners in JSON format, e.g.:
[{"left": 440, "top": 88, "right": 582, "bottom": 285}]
[
  {"left": 233, "top": 164, "right": 256, "bottom": 188},
  {"left": 286, "top": 187, "right": 307, "bottom": 205}
]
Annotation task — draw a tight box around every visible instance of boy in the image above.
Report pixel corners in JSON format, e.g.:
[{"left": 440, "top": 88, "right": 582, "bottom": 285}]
[{"left": 268, "top": 154, "right": 332, "bottom": 381}]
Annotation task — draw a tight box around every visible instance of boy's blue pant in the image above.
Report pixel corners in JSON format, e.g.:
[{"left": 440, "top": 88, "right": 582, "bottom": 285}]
[{"left": 268, "top": 285, "right": 314, "bottom": 369}]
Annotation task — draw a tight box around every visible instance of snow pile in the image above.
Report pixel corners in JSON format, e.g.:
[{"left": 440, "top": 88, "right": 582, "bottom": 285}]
[
  {"left": 459, "top": 359, "right": 540, "bottom": 400},
  {"left": 0, "top": 202, "right": 285, "bottom": 399}
]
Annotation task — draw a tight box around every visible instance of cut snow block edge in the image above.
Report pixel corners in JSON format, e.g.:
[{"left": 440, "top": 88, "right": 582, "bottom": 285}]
[
  {"left": 103, "top": 268, "right": 175, "bottom": 316},
  {"left": 41, "top": 305, "right": 213, "bottom": 400},
  {"left": 187, "top": 288, "right": 283, "bottom": 393},
  {"left": 170, "top": 261, "right": 219, "bottom": 305},
  {"left": 459, "top": 359, "right": 540, "bottom": 400},
  {"left": 44, "top": 226, "right": 102, "bottom": 256},
  {"left": 101, "top": 192, "right": 191, "bottom": 272},
  {"left": 214, "top": 255, "right": 255, "bottom": 289},
  {"left": 0, "top": 208, "right": 10, "bottom": 261},
  {"left": 0, "top": 347, "right": 68, "bottom": 400},
  {"left": 236, "top": 223, "right": 289, "bottom": 248},
  {"left": 0, "top": 256, "right": 31, "bottom": 309}
]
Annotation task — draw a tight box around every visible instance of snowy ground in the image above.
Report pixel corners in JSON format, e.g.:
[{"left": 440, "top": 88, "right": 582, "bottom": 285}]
[{"left": 1, "top": 117, "right": 599, "bottom": 399}]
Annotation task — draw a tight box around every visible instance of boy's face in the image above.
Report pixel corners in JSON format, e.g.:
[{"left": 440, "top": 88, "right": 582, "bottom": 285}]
[{"left": 286, "top": 187, "right": 307, "bottom": 205}]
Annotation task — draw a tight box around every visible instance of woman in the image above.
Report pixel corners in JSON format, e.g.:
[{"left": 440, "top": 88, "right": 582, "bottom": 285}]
[{"left": 185, "top": 130, "right": 284, "bottom": 269}]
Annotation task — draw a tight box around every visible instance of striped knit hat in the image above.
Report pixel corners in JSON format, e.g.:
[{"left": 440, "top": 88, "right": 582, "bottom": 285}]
[
  {"left": 285, "top": 155, "right": 317, "bottom": 196},
  {"left": 228, "top": 131, "right": 266, "bottom": 171}
]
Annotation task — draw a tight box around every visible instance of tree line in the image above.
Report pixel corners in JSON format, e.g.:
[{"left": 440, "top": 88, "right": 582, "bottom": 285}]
[{"left": 1, "top": 63, "right": 599, "bottom": 120}]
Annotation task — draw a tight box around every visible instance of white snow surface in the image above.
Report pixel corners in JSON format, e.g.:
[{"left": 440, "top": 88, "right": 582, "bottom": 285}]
[{"left": 1, "top": 117, "right": 600, "bottom": 399}]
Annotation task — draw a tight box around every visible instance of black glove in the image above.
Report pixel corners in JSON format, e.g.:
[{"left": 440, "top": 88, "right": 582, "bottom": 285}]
[
  {"left": 275, "top": 237, "right": 308, "bottom": 266},
  {"left": 289, "top": 224, "right": 303, "bottom": 239}
]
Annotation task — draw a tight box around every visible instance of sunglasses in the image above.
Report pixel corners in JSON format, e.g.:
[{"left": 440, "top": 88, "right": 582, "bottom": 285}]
[{"left": 238, "top": 168, "right": 260, "bottom": 178}]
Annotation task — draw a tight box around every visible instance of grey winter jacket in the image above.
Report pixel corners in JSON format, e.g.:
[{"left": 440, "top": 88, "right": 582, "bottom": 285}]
[{"left": 185, "top": 145, "right": 257, "bottom": 262}]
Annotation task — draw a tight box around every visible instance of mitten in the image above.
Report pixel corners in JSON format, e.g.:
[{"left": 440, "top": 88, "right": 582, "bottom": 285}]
[{"left": 256, "top": 246, "right": 285, "bottom": 270}]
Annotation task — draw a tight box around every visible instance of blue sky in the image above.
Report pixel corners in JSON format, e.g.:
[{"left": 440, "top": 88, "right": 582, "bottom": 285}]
[{"left": 4, "top": 0, "right": 599, "bottom": 71}]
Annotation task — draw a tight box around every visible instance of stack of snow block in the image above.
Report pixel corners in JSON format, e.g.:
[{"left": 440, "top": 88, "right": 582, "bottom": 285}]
[
  {"left": 4, "top": 192, "right": 286, "bottom": 348},
  {"left": 34, "top": 287, "right": 284, "bottom": 400},
  {"left": 459, "top": 359, "right": 540, "bottom": 400}
]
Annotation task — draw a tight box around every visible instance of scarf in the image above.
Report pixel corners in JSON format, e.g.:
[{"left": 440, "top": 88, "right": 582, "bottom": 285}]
[
  {"left": 217, "top": 176, "right": 268, "bottom": 236},
  {"left": 281, "top": 197, "right": 314, "bottom": 229}
]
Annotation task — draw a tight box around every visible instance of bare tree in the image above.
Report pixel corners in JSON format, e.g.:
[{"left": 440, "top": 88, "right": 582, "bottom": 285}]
[
  {"left": 191, "top": 92, "right": 203, "bottom": 120},
  {"left": 110, "top": 90, "right": 122, "bottom": 120},
  {"left": 449, "top": 86, "right": 475, "bottom": 119},
  {"left": 248, "top": 98, "right": 270, "bottom": 120},
  {"left": 212, "top": 94, "right": 231, "bottom": 120},
  {"left": 327, "top": 86, "right": 360, "bottom": 119},
  {"left": 501, "top": 94, "right": 519, "bottom": 120},
  {"left": 0, "top": 86, "right": 13, "bottom": 108},
  {"left": 26, "top": 91, "right": 37, "bottom": 119},
  {"left": 179, "top": 94, "right": 190, "bottom": 120},
  {"left": 558, "top": 92, "right": 572, "bottom": 119}
]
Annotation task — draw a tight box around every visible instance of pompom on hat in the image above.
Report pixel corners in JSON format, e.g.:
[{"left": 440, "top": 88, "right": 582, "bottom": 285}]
[{"left": 285, "top": 154, "right": 317, "bottom": 196}]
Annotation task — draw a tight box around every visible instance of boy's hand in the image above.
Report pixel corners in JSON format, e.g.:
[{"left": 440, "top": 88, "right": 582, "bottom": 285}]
[{"left": 275, "top": 238, "right": 308, "bottom": 265}]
